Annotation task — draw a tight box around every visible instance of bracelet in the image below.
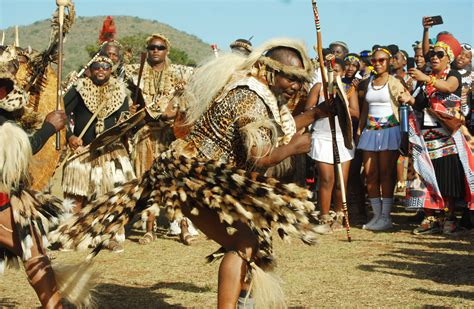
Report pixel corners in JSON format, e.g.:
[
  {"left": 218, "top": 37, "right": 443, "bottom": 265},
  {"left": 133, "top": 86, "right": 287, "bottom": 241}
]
[{"left": 427, "top": 76, "right": 437, "bottom": 86}]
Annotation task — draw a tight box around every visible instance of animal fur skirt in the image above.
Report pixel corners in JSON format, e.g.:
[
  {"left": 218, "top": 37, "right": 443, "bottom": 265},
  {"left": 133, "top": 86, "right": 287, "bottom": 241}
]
[
  {"left": 62, "top": 143, "right": 136, "bottom": 199},
  {"left": 0, "top": 190, "right": 73, "bottom": 272},
  {"left": 54, "top": 144, "right": 319, "bottom": 270}
]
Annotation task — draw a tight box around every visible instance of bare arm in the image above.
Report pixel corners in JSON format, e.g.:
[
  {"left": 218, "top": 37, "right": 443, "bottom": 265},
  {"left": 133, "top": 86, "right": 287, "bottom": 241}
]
[
  {"left": 408, "top": 68, "right": 460, "bottom": 93},
  {"left": 294, "top": 104, "right": 332, "bottom": 130},
  {"left": 251, "top": 130, "right": 311, "bottom": 169},
  {"left": 348, "top": 90, "right": 359, "bottom": 120},
  {"left": 431, "top": 76, "right": 460, "bottom": 93},
  {"left": 304, "top": 82, "right": 321, "bottom": 111},
  {"left": 422, "top": 16, "right": 432, "bottom": 56}
]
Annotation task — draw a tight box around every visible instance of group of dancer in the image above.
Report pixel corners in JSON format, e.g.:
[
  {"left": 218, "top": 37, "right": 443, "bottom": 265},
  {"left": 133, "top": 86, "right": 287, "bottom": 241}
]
[{"left": 1, "top": 4, "right": 472, "bottom": 309}]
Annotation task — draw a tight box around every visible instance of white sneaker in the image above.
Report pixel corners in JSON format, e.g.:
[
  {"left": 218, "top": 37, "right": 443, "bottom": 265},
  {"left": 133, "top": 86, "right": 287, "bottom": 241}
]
[
  {"left": 368, "top": 217, "right": 393, "bottom": 231},
  {"left": 362, "top": 216, "right": 379, "bottom": 230}
]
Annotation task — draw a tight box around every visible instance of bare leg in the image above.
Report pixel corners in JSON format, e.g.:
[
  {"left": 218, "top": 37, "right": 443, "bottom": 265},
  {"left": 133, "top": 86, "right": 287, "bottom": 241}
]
[
  {"left": 182, "top": 204, "right": 258, "bottom": 309},
  {"left": 333, "top": 161, "right": 351, "bottom": 213},
  {"left": 179, "top": 218, "right": 195, "bottom": 246},
  {"left": 362, "top": 151, "right": 381, "bottom": 198},
  {"left": 378, "top": 150, "right": 399, "bottom": 198},
  {"left": 146, "top": 213, "right": 155, "bottom": 233},
  {"left": 0, "top": 207, "right": 62, "bottom": 308},
  {"left": 316, "top": 161, "right": 336, "bottom": 216}
]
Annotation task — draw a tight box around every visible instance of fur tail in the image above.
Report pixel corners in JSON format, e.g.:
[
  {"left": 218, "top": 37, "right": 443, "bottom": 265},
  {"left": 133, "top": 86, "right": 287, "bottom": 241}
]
[
  {"left": 51, "top": 177, "right": 150, "bottom": 250},
  {"left": 250, "top": 263, "right": 286, "bottom": 309},
  {"left": 52, "top": 260, "right": 97, "bottom": 307}
]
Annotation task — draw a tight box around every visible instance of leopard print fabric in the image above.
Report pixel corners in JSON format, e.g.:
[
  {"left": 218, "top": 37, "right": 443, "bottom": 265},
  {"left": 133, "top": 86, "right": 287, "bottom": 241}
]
[
  {"left": 0, "top": 84, "right": 29, "bottom": 112},
  {"left": 126, "top": 63, "right": 193, "bottom": 116},
  {"left": 75, "top": 77, "right": 127, "bottom": 134},
  {"left": 186, "top": 87, "right": 273, "bottom": 170}
]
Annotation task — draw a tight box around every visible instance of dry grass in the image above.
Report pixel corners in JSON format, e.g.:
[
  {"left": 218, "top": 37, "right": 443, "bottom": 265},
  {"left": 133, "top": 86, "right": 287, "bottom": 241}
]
[{"left": 1, "top": 208, "right": 473, "bottom": 308}]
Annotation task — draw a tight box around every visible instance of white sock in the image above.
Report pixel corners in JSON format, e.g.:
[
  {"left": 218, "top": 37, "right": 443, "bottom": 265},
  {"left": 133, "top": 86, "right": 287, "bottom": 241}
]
[{"left": 381, "top": 198, "right": 393, "bottom": 219}]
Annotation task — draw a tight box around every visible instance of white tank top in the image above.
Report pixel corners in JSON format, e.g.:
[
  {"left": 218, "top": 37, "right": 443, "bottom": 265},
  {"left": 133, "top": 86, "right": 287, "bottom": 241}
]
[{"left": 366, "top": 77, "right": 393, "bottom": 118}]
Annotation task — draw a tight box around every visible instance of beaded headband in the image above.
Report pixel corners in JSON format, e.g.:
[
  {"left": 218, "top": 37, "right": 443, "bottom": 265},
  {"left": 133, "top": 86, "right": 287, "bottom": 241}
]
[
  {"left": 91, "top": 56, "right": 114, "bottom": 66},
  {"left": 434, "top": 41, "right": 455, "bottom": 62},
  {"left": 344, "top": 54, "right": 361, "bottom": 66},
  {"left": 373, "top": 48, "right": 392, "bottom": 57}
]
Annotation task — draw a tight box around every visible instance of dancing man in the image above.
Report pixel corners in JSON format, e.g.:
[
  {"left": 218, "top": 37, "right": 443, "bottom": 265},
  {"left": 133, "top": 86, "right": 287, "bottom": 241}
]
[{"left": 54, "top": 38, "right": 331, "bottom": 308}]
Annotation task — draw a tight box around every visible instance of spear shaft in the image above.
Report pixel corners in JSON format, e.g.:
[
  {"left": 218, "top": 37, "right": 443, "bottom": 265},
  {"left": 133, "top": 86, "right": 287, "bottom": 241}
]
[
  {"left": 311, "top": 0, "right": 351, "bottom": 242},
  {"left": 55, "top": 1, "right": 67, "bottom": 150}
]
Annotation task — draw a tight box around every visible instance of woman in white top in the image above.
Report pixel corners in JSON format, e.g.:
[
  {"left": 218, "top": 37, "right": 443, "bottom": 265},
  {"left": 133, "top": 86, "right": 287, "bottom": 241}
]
[
  {"left": 307, "top": 58, "right": 359, "bottom": 234},
  {"left": 357, "top": 48, "right": 410, "bottom": 231}
]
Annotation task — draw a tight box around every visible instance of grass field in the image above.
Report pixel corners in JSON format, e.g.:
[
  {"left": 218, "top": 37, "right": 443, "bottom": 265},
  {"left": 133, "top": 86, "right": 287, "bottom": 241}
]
[{"left": 1, "top": 206, "right": 473, "bottom": 308}]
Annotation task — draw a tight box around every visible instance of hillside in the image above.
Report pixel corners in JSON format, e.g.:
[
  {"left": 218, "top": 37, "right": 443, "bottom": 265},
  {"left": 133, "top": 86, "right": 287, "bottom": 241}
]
[{"left": 2, "top": 15, "right": 213, "bottom": 74}]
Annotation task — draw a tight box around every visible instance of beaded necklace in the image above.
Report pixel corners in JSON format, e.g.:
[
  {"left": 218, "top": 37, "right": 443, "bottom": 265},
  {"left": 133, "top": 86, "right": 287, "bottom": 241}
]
[{"left": 370, "top": 75, "right": 389, "bottom": 91}]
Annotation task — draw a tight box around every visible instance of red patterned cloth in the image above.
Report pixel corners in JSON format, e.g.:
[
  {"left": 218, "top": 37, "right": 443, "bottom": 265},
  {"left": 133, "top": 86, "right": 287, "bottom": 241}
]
[{"left": 0, "top": 192, "right": 9, "bottom": 211}]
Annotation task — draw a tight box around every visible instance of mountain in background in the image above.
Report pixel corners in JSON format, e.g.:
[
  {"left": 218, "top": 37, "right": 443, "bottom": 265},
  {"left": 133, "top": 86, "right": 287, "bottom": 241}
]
[{"left": 2, "top": 15, "right": 213, "bottom": 74}]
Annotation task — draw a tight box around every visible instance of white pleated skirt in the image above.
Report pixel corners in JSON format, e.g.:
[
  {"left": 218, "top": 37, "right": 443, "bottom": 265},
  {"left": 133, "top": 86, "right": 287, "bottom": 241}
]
[{"left": 308, "top": 137, "right": 355, "bottom": 164}]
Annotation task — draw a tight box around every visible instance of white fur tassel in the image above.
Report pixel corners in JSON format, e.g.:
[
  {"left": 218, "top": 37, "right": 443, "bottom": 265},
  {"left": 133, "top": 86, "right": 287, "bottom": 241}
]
[
  {"left": 0, "top": 122, "right": 32, "bottom": 193},
  {"left": 250, "top": 263, "right": 286, "bottom": 309},
  {"left": 52, "top": 260, "right": 97, "bottom": 307}
]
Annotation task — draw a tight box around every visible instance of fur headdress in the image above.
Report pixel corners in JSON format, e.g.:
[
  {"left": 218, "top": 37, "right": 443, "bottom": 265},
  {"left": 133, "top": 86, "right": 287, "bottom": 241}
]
[
  {"left": 185, "top": 38, "right": 313, "bottom": 124},
  {"left": 230, "top": 39, "right": 253, "bottom": 55},
  {"left": 146, "top": 33, "right": 171, "bottom": 50},
  {"left": 243, "top": 38, "right": 314, "bottom": 82},
  {"left": 0, "top": 46, "right": 29, "bottom": 112}
]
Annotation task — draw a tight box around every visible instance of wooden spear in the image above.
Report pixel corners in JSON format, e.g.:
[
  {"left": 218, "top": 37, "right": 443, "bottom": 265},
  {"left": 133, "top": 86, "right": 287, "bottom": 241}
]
[
  {"left": 55, "top": 0, "right": 69, "bottom": 150},
  {"left": 311, "top": 0, "right": 352, "bottom": 242}
]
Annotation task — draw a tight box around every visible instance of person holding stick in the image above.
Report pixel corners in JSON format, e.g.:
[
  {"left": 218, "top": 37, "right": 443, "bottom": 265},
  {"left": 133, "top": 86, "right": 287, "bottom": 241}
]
[
  {"left": 0, "top": 41, "right": 94, "bottom": 309},
  {"left": 53, "top": 38, "right": 331, "bottom": 308},
  {"left": 125, "top": 34, "right": 196, "bottom": 246},
  {"left": 308, "top": 57, "right": 359, "bottom": 234},
  {"left": 62, "top": 56, "right": 135, "bottom": 252}
]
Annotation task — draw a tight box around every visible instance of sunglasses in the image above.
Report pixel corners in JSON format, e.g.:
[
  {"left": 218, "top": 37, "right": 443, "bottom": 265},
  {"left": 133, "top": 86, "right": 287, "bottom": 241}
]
[
  {"left": 461, "top": 43, "right": 472, "bottom": 51},
  {"left": 370, "top": 57, "right": 389, "bottom": 65},
  {"left": 428, "top": 50, "right": 445, "bottom": 59},
  {"left": 90, "top": 62, "right": 112, "bottom": 70},
  {"left": 147, "top": 44, "right": 167, "bottom": 51}
]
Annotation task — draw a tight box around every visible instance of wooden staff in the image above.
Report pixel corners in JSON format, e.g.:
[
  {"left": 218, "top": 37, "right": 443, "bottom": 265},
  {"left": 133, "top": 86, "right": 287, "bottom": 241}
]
[
  {"left": 55, "top": 0, "right": 68, "bottom": 150},
  {"left": 14, "top": 26, "right": 19, "bottom": 47},
  {"left": 133, "top": 52, "right": 147, "bottom": 107},
  {"left": 311, "top": 0, "right": 351, "bottom": 242}
]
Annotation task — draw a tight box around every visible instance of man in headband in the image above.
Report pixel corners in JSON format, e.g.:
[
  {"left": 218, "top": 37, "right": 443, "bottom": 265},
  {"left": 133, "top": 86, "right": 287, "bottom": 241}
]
[
  {"left": 99, "top": 40, "right": 126, "bottom": 82},
  {"left": 0, "top": 44, "right": 97, "bottom": 307},
  {"left": 62, "top": 56, "right": 135, "bottom": 252},
  {"left": 125, "top": 33, "right": 196, "bottom": 246},
  {"left": 54, "top": 38, "right": 330, "bottom": 308},
  {"left": 230, "top": 38, "right": 253, "bottom": 56}
]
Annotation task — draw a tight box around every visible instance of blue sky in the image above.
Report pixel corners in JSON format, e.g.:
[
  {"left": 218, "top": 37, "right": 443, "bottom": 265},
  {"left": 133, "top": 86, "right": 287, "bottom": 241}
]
[{"left": 1, "top": 0, "right": 472, "bottom": 58}]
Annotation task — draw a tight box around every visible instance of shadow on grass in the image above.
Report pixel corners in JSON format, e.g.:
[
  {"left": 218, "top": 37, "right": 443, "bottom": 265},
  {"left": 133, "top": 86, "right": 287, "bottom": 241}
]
[
  {"left": 0, "top": 298, "right": 19, "bottom": 308},
  {"left": 413, "top": 288, "right": 474, "bottom": 302},
  {"left": 93, "top": 281, "right": 212, "bottom": 308},
  {"left": 358, "top": 237, "right": 474, "bottom": 300}
]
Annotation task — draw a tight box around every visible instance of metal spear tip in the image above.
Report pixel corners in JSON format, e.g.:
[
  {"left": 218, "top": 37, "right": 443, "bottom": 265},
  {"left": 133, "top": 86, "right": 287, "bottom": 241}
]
[{"left": 56, "top": 0, "right": 70, "bottom": 6}]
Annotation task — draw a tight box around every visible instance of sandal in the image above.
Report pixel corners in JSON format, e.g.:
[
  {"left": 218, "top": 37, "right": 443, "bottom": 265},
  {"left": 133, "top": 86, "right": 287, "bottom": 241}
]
[
  {"left": 179, "top": 219, "right": 195, "bottom": 246},
  {"left": 138, "top": 231, "right": 156, "bottom": 245}
]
